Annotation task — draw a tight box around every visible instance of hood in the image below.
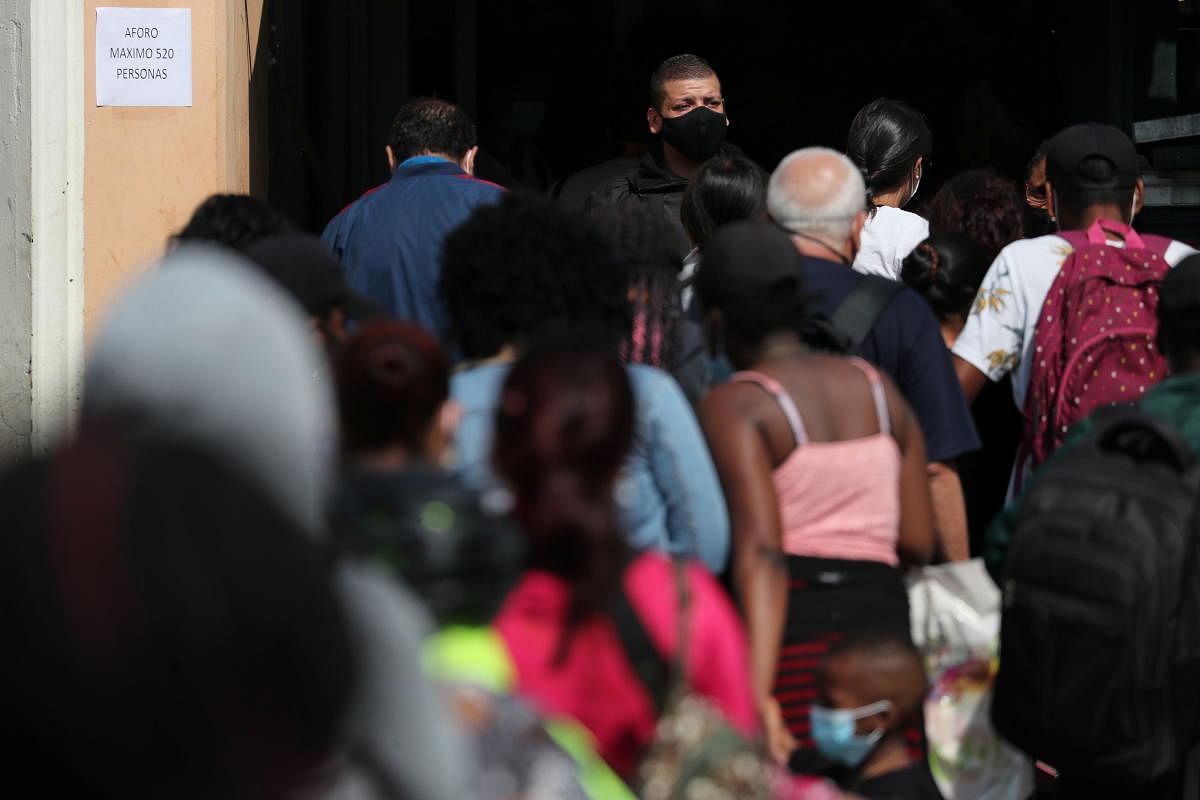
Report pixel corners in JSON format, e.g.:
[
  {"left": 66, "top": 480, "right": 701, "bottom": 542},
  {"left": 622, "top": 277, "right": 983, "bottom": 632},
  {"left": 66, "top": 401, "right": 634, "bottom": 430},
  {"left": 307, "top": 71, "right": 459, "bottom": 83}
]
[{"left": 83, "top": 245, "right": 337, "bottom": 534}]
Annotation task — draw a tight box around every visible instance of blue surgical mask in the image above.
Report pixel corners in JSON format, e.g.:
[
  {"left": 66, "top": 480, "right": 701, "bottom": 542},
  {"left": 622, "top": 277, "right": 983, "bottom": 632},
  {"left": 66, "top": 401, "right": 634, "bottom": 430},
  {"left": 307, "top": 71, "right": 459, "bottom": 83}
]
[{"left": 810, "top": 700, "right": 891, "bottom": 767}]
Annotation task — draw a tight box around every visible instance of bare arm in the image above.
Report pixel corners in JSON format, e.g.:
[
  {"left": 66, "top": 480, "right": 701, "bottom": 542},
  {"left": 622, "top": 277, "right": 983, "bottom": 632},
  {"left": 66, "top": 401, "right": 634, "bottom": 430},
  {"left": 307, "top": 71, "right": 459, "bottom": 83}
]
[
  {"left": 953, "top": 354, "right": 990, "bottom": 405},
  {"left": 883, "top": 376, "right": 936, "bottom": 565},
  {"left": 927, "top": 461, "right": 969, "bottom": 562},
  {"left": 699, "top": 389, "right": 794, "bottom": 764}
]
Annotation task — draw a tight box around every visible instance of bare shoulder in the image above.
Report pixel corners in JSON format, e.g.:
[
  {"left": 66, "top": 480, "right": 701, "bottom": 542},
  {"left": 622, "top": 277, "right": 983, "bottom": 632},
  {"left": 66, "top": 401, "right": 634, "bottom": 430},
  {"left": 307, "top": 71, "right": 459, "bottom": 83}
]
[{"left": 700, "top": 380, "right": 780, "bottom": 433}]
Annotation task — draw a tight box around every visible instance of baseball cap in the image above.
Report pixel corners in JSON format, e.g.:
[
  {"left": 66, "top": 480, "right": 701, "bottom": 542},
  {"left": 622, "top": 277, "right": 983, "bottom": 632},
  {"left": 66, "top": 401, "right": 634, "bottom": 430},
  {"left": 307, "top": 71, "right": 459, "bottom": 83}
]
[
  {"left": 243, "top": 234, "right": 386, "bottom": 322},
  {"left": 1045, "top": 123, "right": 1139, "bottom": 190},
  {"left": 697, "top": 219, "right": 805, "bottom": 297}
]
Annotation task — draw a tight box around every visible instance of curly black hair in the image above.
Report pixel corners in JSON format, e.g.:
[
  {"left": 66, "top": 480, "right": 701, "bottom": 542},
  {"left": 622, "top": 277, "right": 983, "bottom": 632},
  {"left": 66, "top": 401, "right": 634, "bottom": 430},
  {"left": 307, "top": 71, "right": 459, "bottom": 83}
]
[
  {"left": 925, "top": 169, "right": 1023, "bottom": 261},
  {"left": 440, "top": 192, "right": 629, "bottom": 360},
  {"left": 172, "top": 194, "right": 293, "bottom": 253},
  {"left": 589, "top": 205, "right": 685, "bottom": 369}
]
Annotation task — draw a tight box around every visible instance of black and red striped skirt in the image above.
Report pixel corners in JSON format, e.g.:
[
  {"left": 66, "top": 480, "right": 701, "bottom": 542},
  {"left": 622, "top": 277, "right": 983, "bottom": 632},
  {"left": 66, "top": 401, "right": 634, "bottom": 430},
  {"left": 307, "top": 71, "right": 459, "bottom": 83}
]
[{"left": 774, "top": 555, "right": 914, "bottom": 774}]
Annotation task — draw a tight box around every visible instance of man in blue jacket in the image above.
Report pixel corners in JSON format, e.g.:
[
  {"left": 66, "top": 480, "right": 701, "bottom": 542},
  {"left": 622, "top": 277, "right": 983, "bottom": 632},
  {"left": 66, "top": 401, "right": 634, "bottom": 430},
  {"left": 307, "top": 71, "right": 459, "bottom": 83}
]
[{"left": 323, "top": 98, "right": 504, "bottom": 341}]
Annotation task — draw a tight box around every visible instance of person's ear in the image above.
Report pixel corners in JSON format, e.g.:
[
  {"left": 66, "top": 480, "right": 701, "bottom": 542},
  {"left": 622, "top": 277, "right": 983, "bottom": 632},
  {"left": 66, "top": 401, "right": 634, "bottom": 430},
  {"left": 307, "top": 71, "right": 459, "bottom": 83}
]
[
  {"left": 850, "top": 210, "right": 868, "bottom": 257},
  {"left": 440, "top": 399, "right": 462, "bottom": 440},
  {"left": 1133, "top": 178, "right": 1146, "bottom": 218},
  {"left": 427, "top": 399, "right": 462, "bottom": 465},
  {"left": 386, "top": 145, "right": 398, "bottom": 172},
  {"left": 327, "top": 308, "right": 349, "bottom": 344},
  {"left": 647, "top": 107, "right": 663, "bottom": 135},
  {"left": 461, "top": 146, "right": 479, "bottom": 176}
]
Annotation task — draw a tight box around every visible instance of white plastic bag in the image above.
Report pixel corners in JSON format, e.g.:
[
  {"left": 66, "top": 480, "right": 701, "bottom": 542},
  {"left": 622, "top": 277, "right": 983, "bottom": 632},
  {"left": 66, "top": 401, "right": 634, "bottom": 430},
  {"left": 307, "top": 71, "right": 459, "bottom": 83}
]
[{"left": 907, "top": 560, "right": 1032, "bottom": 800}]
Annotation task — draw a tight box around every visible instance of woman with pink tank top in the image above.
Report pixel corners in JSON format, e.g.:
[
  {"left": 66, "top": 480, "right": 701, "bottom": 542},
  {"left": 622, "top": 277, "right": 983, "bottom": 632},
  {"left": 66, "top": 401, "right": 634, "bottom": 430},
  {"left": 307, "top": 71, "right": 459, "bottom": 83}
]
[{"left": 695, "top": 222, "right": 935, "bottom": 772}]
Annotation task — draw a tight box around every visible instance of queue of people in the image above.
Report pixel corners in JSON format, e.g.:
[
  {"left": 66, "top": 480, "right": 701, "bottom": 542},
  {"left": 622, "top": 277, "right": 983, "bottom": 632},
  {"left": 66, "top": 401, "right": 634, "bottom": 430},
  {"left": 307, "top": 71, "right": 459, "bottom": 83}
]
[{"left": 6, "top": 51, "right": 1200, "bottom": 800}]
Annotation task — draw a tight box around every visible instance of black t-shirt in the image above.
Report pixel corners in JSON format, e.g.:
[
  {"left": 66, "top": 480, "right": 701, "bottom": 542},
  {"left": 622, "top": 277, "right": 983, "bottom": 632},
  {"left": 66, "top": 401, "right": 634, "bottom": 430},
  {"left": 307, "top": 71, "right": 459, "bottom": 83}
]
[
  {"left": 852, "top": 762, "right": 944, "bottom": 800},
  {"left": 960, "top": 375, "right": 1022, "bottom": 553},
  {"left": 798, "top": 255, "right": 981, "bottom": 463}
]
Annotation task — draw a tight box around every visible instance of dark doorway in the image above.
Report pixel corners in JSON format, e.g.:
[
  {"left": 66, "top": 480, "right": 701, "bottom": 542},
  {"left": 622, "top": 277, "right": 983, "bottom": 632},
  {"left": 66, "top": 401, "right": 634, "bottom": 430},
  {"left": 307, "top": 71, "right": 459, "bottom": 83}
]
[{"left": 263, "top": 0, "right": 1200, "bottom": 241}]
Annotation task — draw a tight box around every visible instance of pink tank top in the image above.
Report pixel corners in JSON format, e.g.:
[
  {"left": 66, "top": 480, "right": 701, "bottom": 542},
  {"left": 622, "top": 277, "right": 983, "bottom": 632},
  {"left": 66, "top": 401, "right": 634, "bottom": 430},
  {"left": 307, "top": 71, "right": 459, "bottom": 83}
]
[{"left": 732, "top": 359, "right": 902, "bottom": 566}]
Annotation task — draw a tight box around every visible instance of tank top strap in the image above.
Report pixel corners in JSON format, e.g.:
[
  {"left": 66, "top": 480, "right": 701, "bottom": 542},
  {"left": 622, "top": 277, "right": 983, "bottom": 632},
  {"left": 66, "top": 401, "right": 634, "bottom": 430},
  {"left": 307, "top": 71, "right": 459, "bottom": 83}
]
[
  {"left": 847, "top": 357, "right": 891, "bottom": 435},
  {"left": 730, "top": 371, "right": 809, "bottom": 447}
]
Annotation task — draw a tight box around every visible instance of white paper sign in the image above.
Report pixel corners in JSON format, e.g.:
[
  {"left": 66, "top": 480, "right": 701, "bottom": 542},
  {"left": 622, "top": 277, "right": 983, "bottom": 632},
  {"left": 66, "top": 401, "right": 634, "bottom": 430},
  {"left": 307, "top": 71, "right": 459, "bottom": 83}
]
[{"left": 96, "top": 8, "right": 192, "bottom": 107}]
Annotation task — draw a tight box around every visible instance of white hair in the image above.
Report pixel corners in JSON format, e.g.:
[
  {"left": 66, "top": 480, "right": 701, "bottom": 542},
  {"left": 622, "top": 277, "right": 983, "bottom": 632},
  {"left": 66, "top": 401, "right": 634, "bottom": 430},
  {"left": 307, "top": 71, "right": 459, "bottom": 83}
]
[{"left": 768, "top": 147, "right": 867, "bottom": 244}]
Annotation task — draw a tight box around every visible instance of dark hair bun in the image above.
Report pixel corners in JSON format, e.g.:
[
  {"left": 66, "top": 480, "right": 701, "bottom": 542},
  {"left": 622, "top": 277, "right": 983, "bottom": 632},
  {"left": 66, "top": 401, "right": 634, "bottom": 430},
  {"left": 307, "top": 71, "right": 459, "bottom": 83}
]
[{"left": 901, "top": 232, "right": 992, "bottom": 321}]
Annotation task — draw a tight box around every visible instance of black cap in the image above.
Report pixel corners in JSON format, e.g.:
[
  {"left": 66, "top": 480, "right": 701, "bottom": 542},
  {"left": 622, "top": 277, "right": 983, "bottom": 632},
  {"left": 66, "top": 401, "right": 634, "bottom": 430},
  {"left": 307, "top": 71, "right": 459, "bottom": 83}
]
[
  {"left": 243, "top": 234, "right": 386, "bottom": 322},
  {"left": 697, "top": 220, "right": 804, "bottom": 297},
  {"left": 1045, "top": 123, "right": 1138, "bottom": 190}
]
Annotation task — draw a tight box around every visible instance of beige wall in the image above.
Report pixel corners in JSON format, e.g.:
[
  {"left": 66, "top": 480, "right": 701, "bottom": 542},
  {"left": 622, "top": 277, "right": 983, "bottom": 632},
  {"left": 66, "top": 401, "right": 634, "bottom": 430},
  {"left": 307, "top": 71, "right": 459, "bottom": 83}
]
[{"left": 83, "top": 0, "right": 263, "bottom": 336}]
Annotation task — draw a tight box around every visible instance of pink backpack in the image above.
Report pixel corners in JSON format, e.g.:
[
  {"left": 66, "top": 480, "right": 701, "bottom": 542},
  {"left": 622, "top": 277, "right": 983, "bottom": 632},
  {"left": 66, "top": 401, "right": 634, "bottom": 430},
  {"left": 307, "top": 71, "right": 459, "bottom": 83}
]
[{"left": 1019, "top": 219, "right": 1172, "bottom": 486}]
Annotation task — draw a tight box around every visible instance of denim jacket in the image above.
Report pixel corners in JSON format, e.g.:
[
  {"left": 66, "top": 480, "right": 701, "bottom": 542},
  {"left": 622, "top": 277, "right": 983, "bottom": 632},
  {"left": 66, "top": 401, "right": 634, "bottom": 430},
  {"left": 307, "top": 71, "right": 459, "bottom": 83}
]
[{"left": 451, "top": 362, "right": 730, "bottom": 573}]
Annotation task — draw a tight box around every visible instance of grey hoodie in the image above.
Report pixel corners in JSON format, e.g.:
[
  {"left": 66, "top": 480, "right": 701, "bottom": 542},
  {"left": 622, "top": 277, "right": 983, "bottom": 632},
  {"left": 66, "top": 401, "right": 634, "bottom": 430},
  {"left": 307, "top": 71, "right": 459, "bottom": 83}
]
[
  {"left": 85, "top": 246, "right": 335, "bottom": 532},
  {"left": 84, "top": 247, "right": 465, "bottom": 800}
]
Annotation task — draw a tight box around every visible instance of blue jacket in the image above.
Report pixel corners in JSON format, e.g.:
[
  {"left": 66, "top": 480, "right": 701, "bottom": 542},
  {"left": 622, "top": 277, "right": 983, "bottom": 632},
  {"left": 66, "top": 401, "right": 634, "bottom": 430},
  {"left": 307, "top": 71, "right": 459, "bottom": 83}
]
[
  {"left": 322, "top": 158, "right": 504, "bottom": 340},
  {"left": 451, "top": 362, "right": 731, "bottom": 574}
]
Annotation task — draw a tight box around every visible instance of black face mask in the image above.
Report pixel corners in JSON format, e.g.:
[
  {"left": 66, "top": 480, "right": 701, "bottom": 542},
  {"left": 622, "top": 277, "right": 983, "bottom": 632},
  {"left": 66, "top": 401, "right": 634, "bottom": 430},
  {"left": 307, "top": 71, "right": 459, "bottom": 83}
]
[{"left": 659, "top": 107, "right": 728, "bottom": 163}]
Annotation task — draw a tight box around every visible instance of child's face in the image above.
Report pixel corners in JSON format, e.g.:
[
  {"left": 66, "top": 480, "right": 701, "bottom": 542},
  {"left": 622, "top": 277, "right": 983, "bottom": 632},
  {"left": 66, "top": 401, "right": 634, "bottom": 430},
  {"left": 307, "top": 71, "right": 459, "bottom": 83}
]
[{"left": 819, "top": 653, "right": 891, "bottom": 737}]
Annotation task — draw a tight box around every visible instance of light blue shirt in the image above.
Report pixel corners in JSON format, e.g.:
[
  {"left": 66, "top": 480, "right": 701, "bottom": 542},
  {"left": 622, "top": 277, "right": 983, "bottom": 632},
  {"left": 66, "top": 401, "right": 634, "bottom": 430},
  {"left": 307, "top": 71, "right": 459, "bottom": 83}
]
[{"left": 451, "top": 362, "right": 730, "bottom": 573}]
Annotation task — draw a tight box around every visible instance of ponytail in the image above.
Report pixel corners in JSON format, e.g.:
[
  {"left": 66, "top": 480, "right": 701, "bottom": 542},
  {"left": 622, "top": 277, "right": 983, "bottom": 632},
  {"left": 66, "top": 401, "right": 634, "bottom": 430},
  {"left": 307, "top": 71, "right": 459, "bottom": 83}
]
[
  {"left": 492, "top": 334, "right": 637, "bottom": 662},
  {"left": 523, "top": 469, "right": 628, "bottom": 662},
  {"left": 847, "top": 98, "right": 931, "bottom": 203}
]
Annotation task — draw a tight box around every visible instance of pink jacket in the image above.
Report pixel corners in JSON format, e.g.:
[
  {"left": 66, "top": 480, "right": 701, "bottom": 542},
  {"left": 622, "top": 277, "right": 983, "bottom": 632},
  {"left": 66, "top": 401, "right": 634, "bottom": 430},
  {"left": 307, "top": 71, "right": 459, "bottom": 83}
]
[{"left": 495, "top": 552, "right": 758, "bottom": 778}]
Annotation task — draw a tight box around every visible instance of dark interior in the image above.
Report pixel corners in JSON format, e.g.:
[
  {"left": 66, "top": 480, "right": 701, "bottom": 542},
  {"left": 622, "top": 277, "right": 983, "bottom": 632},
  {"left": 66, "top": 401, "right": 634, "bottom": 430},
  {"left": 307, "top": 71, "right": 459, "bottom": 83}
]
[{"left": 262, "top": 0, "right": 1200, "bottom": 241}]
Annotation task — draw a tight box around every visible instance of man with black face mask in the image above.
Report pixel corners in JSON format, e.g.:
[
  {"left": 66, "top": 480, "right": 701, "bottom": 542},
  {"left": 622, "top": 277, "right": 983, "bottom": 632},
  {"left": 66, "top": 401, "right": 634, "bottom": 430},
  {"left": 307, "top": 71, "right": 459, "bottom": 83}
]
[{"left": 587, "top": 54, "right": 745, "bottom": 258}]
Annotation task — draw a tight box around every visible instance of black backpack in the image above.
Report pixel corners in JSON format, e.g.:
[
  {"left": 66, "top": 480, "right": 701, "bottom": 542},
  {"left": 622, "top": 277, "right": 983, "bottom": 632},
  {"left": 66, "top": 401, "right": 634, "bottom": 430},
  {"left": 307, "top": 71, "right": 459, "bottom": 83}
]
[{"left": 993, "top": 408, "right": 1200, "bottom": 786}]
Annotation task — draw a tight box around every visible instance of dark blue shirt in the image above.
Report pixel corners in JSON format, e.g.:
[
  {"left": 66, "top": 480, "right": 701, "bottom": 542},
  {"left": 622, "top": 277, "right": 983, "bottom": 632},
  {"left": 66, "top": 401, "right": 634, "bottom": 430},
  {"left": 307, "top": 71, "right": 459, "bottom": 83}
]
[
  {"left": 800, "top": 255, "right": 980, "bottom": 462},
  {"left": 322, "top": 159, "right": 504, "bottom": 340}
]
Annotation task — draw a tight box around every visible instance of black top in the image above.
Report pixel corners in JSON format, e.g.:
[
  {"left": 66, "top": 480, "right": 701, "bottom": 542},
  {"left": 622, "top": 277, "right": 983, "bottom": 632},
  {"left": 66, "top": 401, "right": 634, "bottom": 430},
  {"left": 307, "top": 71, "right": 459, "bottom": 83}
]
[
  {"left": 853, "top": 762, "right": 944, "bottom": 800},
  {"left": 586, "top": 142, "right": 747, "bottom": 259},
  {"left": 799, "top": 255, "right": 981, "bottom": 463},
  {"left": 331, "top": 466, "right": 525, "bottom": 628}
]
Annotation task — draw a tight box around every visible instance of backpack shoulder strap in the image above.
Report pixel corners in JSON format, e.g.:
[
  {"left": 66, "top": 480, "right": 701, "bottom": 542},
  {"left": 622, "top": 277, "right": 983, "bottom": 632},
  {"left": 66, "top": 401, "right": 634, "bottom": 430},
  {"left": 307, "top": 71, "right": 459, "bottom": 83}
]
[
  {"left": 609, "top": 569, "right": 671, "bottom": 716},
  {"left": 831, "top": 275, "right": 904, "bottom": 353},
  {"left": 1139, "top": 233, "right": 1175, "bottom": 259}
]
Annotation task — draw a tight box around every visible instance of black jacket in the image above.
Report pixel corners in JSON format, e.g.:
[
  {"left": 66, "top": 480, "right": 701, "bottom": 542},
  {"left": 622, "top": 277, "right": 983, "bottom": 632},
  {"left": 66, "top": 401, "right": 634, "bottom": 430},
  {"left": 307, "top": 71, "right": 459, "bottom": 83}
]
[{"left": 586, "top": 142, "right": 747, "bottom": 258}]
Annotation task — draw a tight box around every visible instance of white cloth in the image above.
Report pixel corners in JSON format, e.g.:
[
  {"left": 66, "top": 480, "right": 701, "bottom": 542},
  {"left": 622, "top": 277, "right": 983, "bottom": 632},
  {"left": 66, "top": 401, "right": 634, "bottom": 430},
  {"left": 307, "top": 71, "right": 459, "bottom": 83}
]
[
  {"left": 952, "top": 233, "right": 1197, "bottom": 408},
  {"left": 680, "top": 246, "right": 701, "bottom": 312},
  {"left": 852, "top": 205, "right": 930, "bottom": 280}
]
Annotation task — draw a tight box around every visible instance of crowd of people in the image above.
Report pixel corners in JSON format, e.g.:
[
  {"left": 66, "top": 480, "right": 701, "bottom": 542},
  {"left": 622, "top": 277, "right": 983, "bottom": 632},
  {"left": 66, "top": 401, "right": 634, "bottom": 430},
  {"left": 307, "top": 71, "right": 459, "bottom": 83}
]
[{"left": 7, "top": 52, "right": 1200, "bottom": 799}]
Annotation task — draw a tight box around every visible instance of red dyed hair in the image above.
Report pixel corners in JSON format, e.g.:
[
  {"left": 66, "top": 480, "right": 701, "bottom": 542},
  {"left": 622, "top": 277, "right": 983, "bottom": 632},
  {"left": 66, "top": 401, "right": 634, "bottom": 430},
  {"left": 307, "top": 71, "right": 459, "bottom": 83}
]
[
  {"left": 492, "top": 332, "right": 635, "bottom": 652},
  {"left": 335, "top": 321, "right": 449, "bottom": 455}
]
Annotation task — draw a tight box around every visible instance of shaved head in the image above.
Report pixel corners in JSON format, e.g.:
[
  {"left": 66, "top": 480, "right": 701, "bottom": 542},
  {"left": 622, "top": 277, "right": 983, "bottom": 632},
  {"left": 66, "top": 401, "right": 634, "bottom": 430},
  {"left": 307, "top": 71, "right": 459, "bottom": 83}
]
[
  {"left": 820, "top": 633, "right": 928, "bottom": 726},
  {"left": 768, "top": 147, "right": 866, "bottom": 244}
]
